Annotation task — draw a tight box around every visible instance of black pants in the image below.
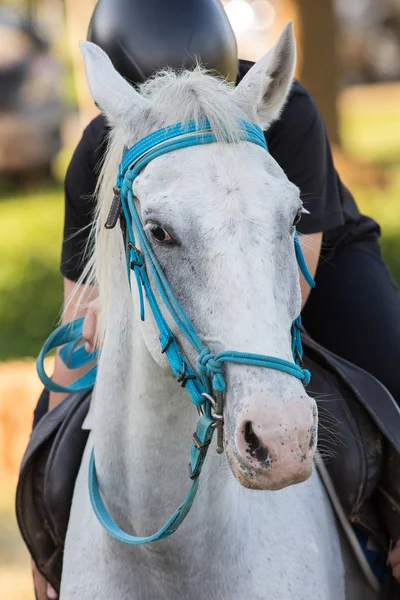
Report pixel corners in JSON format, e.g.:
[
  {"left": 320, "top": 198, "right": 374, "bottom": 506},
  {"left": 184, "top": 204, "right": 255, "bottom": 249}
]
[
  {"left": 33, "top": 231, "right": 400, "bottom": 428},
  {"left": 302, "top": 231, "right": 400, "bottom": 407}
]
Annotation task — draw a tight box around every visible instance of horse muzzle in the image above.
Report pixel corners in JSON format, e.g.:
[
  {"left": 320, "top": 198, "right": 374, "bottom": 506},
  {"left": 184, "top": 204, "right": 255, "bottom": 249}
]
[{"left": 226, "top": 393, "right": 318, "bottom": 490}]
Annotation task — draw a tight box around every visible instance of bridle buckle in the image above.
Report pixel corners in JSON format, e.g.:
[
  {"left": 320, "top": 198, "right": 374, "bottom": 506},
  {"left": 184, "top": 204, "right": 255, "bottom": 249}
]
[{"left": 201, "top": 392, "right": 224, "bottom": 454}]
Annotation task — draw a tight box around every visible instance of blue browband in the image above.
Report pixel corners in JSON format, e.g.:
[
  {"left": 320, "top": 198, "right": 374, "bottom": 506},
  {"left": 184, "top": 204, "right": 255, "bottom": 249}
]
[{"left": 37, "top": 118, "right": 315, "bottom": 545}]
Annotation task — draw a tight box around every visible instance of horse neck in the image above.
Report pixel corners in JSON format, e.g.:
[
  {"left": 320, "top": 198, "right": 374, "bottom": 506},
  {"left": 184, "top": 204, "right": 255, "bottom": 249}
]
[
  {"left": 87, "top": 266, "right": 351, "bottom": 600},
  {"left": 92, "top": 264, "right": 216, "bottom": 538},
  {"left": 92, "top": 310, "right": 251, "bottom": 571}
]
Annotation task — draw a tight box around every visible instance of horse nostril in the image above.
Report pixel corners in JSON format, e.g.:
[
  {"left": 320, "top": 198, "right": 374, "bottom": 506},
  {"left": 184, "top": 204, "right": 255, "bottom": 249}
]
[{"left": 244, "top": 421, "right": 271, "bottom": 466}]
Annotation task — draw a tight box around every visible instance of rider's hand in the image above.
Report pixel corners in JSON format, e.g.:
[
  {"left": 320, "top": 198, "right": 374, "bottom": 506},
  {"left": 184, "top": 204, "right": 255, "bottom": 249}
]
[
  {"left": 32, "top": 561, "right": 58, "bottom": 599},
  {"left": 49, "top": 280, "right": 98, "bottom": 409},
  {"left": 82, "top": 303, "right": 99, "bottom": 352},
  {"left": 389, "top": 539, "right": 400, "bottom": 582}
]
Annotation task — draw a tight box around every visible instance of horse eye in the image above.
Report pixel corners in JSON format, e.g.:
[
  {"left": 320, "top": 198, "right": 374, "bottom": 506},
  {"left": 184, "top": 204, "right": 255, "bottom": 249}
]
[
  {"left": 292, "top": 209, "right": 302, "bottom": 228},
  {"left": 149, "top": 225, "right": 173, "bottom": 244}
]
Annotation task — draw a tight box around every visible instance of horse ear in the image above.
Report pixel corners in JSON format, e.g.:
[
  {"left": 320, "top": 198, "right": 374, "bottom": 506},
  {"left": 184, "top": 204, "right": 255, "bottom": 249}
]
[
  {"left": 80, "top": 41, "right": 150, "bottom": 125},
  {"left": 234, "top": 22, "right": 296, "bottom": 128}
]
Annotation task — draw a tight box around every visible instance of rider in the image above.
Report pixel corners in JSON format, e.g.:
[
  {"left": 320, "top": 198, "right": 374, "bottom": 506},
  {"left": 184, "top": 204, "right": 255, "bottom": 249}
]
[{"left": 31, "top": 0, "right": 400, "bottom": 597}]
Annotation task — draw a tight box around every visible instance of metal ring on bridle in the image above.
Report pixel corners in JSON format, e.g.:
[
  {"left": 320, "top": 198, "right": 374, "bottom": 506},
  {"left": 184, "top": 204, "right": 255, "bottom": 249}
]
[{"left": 201, "top": 392, "right": 224, "bottom": 422}]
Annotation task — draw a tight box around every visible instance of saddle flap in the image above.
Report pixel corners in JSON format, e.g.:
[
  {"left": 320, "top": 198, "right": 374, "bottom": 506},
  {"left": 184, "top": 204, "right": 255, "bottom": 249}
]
[
  {"left": 302, "top": 332, "right": 400, "bottom": 555},
  {"left": 304, "top": 346, "right": 383, "bottom": 518},
  {"left": 43, "top": 396, "right": 91, "bottom": 543},
  {"left": 303, "top": 334, "right": 400, "bottom": 454},
  {"left": 15, "top": 390, "right": 91, "bottom": 592}
]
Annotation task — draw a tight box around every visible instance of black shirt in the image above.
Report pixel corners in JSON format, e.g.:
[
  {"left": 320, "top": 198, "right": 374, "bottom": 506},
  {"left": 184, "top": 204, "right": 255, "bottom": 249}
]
[{"left": 61, "top": 60, "right": 378, "bottom": 282}]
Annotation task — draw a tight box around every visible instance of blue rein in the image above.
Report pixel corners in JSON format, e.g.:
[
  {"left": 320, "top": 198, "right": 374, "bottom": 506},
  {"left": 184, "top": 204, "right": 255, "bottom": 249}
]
[{"left": 37, "top": 118, "right": 315, "bottom": 545}]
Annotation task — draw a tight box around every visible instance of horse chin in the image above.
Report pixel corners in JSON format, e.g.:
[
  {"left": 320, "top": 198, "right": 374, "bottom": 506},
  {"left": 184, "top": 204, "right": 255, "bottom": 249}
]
[{"left": 225, "top": 440, "right": 313, "bottom": 491}]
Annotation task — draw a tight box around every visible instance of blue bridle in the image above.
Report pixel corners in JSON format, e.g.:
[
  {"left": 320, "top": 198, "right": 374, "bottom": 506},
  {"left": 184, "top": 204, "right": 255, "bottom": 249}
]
[{"left": 37, "top": 118, "right": 315, "bottom": 545}]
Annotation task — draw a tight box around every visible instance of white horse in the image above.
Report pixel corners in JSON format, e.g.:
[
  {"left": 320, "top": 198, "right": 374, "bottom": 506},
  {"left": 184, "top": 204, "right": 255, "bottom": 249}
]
[{"left": 61, "top": 24, "right": 377, "bottom": 599}]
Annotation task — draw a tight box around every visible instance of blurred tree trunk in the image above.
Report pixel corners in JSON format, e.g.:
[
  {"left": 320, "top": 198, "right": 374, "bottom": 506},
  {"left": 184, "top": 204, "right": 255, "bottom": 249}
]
[
  {"left": 276, "top": 0, "right": 340, "bottom": 146},
  {"left": 273, "top": 0, "right": 387, "bottom": 188},
  {"left": 64, "top": 0, "right": 98, "bottom": 127},
  {"left": 296, "top": 0, "right": 340, "bottom": 145}
]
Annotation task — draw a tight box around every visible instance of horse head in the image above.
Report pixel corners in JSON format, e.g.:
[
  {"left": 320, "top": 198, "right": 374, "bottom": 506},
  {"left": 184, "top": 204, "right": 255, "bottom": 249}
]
[{"left": 81, "top": 22, "right": 317, "bottom": 493}]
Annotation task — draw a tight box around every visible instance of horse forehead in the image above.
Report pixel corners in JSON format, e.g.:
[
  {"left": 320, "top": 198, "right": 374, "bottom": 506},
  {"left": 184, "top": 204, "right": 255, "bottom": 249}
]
[
  {"left": 151, "top": 143, "right": 284, "bottom": 181},
  {"left": 137, "top": 143, "right": 294, "bottom": 209}
]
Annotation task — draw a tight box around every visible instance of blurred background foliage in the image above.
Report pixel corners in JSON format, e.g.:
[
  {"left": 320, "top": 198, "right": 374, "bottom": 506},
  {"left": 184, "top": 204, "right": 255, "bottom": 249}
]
[{"left": 0, "top": 187, "right": 63, "bottom": 359}]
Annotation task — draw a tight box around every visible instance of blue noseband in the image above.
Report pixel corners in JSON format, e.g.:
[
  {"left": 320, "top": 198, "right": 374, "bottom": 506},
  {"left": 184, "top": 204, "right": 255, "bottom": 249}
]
[{"left": 37, "top": 118, "right": 315, "bottom": 545}]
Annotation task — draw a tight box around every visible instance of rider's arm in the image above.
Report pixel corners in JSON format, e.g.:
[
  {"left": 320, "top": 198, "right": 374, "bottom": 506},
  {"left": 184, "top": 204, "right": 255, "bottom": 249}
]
[
  {"left": 266, "top": 83, "right": 345, "bottom": 308},
  {"left": 48, "top": 277, "right": 98, "bottom": 410},
  {"left": 299, "top": 231, "right": 322, "bottom": 308},
  {"left": 49, "top": 118, "right": 107, "bottom": 410},
  {"left": 34, "top": 280, "right": 98, "bottom": 599}
]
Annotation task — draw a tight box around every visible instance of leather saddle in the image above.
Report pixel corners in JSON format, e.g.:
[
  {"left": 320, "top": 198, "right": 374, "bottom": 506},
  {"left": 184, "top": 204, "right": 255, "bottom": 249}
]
[
  {"left": 16, "top": 389, "right": 91, "bottom": 591},
  {"left": 15, "top": 333, "right": 400, "bottom": 595}
]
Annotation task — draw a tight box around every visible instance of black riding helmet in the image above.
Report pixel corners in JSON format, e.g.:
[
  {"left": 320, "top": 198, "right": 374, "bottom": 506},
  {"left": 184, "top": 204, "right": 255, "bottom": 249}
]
[{"left": 87, "top": 0, "right": 238, "bottom": 84}]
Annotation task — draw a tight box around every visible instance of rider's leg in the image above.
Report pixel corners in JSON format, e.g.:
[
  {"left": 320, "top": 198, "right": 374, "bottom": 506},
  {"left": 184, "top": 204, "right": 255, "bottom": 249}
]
[
  {"left": 302, "top": 229, "right": 400, "bottom": 406},
  {"left": 31, "top": 387, "right": 59, "bottom": 598},
  {"left": 302, "top": 228, "right": 400, "bottom": 588},
  {"left": 33, "top": 388, "right": 49, "bottom": 429}
]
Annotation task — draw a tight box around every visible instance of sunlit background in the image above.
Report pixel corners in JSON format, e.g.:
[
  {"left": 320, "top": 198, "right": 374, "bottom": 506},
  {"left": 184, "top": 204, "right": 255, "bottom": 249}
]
[{"left": 0, "top": 0, "right": 400, "bottom": 597}]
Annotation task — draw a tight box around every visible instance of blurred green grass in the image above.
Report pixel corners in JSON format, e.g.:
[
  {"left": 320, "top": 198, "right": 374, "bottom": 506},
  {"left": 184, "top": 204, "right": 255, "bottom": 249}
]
[
  {"left": 341, "top": 100, "right": 400, "bottom": 165},
  {"left": 340, "top": 91, "right": 400, "bottom": 283},
  {"left": 0, "top": 93, "right": 399, "bottom": 361},
  {"left": 0, "top": 187, "right": 64, "bottom": 359}
]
